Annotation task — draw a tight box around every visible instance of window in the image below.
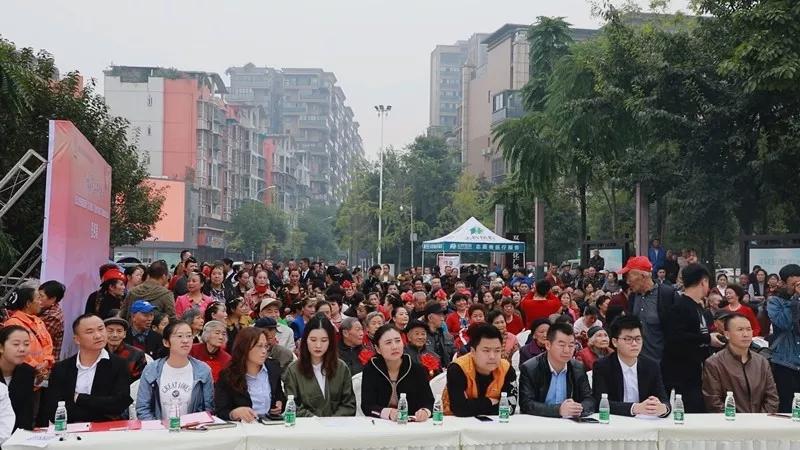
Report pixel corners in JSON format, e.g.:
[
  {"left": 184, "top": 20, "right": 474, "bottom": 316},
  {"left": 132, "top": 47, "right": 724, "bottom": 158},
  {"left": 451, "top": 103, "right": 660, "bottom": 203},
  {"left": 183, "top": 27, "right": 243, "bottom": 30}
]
[{"left": 493, "top": 93, "right": 504, "bottom": 112}]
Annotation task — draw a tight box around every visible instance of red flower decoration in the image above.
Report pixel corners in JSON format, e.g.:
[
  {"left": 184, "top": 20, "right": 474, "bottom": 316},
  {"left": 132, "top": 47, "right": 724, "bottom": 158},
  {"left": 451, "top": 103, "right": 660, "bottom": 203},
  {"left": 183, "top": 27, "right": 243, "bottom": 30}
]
[
  {"left": 434, "top": 289, "right": 448, "bottom": 300},
  {"left": 358, "top": 348, "right": 375, "bottom": 366},
  {"left": 419, "top": 353, "right": 441, "bottom": 377},
  {"left": 501, "top": 286, "right": 513, "bottom": 297}
]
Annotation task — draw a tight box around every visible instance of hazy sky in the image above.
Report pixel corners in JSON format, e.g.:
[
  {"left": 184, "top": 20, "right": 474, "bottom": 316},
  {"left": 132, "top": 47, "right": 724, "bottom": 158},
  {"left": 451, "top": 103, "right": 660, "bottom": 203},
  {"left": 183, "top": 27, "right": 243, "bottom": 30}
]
[{"left": 2, "top": 0, "right": 690, "bottom": 161}]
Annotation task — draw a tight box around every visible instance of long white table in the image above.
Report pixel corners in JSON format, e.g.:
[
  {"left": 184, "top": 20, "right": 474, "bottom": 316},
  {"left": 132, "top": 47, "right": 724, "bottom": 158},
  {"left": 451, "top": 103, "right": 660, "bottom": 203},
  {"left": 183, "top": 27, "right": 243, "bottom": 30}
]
[
  {"left": 4, "top": 414, "right": 799, "bottom": 450},
  {"left": 455, "top": 415, "right": 659, "bottom": 450},
  {"left": 658, "top": 413, "right": 800, "bottom": 450},
  {"left": 244, "top": 417, "right": 461, "bottom": 450},
  {"left": 3, "top": 426, "right": 247, "bottom": 450}
]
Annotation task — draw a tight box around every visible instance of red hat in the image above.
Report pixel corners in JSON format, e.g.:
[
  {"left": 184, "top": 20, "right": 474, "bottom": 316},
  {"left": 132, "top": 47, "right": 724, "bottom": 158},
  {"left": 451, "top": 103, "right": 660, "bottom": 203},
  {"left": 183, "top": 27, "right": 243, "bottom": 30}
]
[
  {"left": 102, "top": 268, "right": 126, "bottom": 284},
  {"left": 401, "top": 292, "right": 413, "bottom": 304},
  {"left": 341, "top": 280, "right": 353, "bottom": 289},
  {"left": 619, "top": 256, "right": 653, "bottom": 275},
  {"left": 434, "top": 289, "right": 448, "bottom": 300},
  {"left": 501, "top": 286, "right": 513, "bottom": 297}
]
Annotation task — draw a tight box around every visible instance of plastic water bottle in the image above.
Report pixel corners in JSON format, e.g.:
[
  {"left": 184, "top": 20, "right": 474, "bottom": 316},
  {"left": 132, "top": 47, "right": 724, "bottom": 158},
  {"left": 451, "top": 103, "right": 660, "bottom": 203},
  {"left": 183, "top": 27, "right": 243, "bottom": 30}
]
[
  {"left": 724, "top": 391, "right": 736, "bottom": 421},
  {"left": 669, "top": 389, "right": 676, "bottom": 411},
  {"left": 432, "top": 394, "right": 444, "bottom": 426},
  {"left": 397, "top": 393, "right": 409, "bottom": 424},
  {"left": 284, "top": 395, "right": 296, "bottom": 427},
  {"left": 599, "top": 393, "right": 610, "bottom": 424},
  {"left": 792, "top": 393, "right": 800, "bottom": 422},
  {"left": 168, "top": 399, "right": 181, "bottom": 432},
  {"left": 673, "top": 394, "right": 685, "bottom": 425},
  {"left": 54, "top": 401, "right": 67, "bottom": 439},
  {"left": 498, "top": 392, "right": 510, "bottom": 423}
]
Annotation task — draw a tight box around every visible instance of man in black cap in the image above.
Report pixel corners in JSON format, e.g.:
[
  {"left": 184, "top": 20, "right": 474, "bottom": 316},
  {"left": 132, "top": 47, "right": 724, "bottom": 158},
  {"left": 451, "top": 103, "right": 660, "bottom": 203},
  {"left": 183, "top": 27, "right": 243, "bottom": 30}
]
[
  {"left": 423, "top": 301, "right": 455, "bottom": 364},
  {"left": 253, "top": 317, "right": 293, "bottom": 375},
  {"left": 104, "top": 317, "right": 147, "bottom": 381},
  {"left": 404, "top": 319, "right": 441, "bottom": 372},
  {"left": 767, "top": 263, "right": 800, "bottom": 412}
]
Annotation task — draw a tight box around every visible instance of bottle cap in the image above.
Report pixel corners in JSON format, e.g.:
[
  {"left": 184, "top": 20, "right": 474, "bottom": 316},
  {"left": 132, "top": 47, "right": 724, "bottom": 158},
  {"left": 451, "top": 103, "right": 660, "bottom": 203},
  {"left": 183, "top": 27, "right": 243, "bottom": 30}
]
[
  {"left": 727, "top": 391, "right": 733, "bottom": 396},
  {"left": 400, "top": 393, "right": 407, "bottom": 398},
  {"left": 287, "top": 394, "right": 294, "bottom": 400},
  {"left": 601, "top": 393, "right": 608, "bottom": 398},
  {"left": 501, "top": 392, "right": 507, "bottom": 397},
  {"left": 57, "top": 401, "right": 65, "bottom": 407},
  {"left": 675, "top": 394, "right": 682, "bottom": 399}
]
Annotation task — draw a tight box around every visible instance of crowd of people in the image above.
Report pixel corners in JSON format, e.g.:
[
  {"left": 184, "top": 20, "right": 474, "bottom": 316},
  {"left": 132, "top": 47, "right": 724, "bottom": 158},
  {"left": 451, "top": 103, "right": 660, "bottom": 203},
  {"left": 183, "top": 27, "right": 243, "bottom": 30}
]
[{"left": 0, "top": 245, "right": 797, "bottom": 443}]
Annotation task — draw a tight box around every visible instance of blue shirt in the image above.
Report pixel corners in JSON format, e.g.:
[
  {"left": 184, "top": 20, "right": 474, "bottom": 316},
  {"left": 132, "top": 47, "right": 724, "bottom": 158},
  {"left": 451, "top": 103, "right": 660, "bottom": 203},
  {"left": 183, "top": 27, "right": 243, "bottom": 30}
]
[
  {"left": 544, "top": 361, "right": 568, "bottom": 405},
  {"left": 246, "top": 365, "right": 272, "bottom": 415}
]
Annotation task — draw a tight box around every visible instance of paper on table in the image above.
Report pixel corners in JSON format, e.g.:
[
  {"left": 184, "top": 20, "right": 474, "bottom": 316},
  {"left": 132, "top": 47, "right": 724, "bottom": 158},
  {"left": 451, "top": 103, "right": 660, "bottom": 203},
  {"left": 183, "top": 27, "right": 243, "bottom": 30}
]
[
  {"left": 46, "top": 422, "right": 91, "bottom": 433},
  {"left": 140, "top": 420, "right": 166, "bottom": 430},
  {"left": 181, "top": 411, "right": 214, "bottom": 427},
  {"left": 15, "top": 433, "right": 56, "bottom": 448},
  {"left": 635, "top": 414, "right": 663, "bottom": 420}
]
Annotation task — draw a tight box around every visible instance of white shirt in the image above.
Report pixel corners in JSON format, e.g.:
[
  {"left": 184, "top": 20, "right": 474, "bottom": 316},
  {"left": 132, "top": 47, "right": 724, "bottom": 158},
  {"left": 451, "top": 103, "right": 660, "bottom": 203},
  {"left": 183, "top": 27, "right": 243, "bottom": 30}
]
[
  {"left": 573, "top": 317, "right": 603, "bottom": 335},
  {"left": 75, "top": 349, "right": 110, "bottom": 395},
  {"left": 619, "top": 356, "right": 639, "bottom": 404},
  {"left": 277, "top": 324, "right": 296, "bottom": 351},
  {"left": 0, "top": 383, "right": 14, "bottom": 445},
  {"left": 159, "top": 361, "right": 195, "bottom": 417},
  {"left": 312, "top": 362, "right": 326, "bottom": 398}
]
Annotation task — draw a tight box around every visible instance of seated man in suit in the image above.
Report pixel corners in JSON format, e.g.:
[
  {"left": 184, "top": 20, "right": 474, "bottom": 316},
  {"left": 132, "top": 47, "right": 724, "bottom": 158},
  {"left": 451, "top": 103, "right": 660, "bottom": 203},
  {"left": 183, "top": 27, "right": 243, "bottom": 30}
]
[
  {"left": 518, "top": 322, "right": 595, "bottom": 417},
  {"left": 592, "top": 316, "right": 670, "bottom": 417},
  {"left": 41, "top": 314, "right": 132, "bottom": 423}
]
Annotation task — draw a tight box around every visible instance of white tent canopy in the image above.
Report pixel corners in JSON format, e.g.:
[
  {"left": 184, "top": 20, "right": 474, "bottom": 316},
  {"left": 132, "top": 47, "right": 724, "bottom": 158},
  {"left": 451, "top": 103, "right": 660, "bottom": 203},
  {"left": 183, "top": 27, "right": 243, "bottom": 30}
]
[{"left": 422, "top": 217, "right": 526, "bottom": 253}]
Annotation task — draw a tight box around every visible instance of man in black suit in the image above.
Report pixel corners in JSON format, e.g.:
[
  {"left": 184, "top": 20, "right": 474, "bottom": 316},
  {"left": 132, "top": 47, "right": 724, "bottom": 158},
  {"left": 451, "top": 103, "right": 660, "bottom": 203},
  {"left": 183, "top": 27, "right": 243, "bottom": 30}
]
[
  {"left": 41, "top": 314, "right": 132, "bottom": 424},
  {"left": 661, "top": 263, "right": 723, "bottom": 413},
  {"left": 299, "top": 258, "right": 312, "bottom": 286},
  {"left": 592, "top": 316, "right": 670, "bottom": 417},
  {"left": 518, "top": 323, "right": 595, "bottom": 417}
]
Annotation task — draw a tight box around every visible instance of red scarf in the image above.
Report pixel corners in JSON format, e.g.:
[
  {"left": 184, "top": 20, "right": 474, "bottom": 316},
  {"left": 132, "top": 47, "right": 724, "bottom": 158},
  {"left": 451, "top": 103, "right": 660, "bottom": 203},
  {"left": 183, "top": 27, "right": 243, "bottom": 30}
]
[{"left": 254, "top": 284, "right": 269, "bottom": 294}]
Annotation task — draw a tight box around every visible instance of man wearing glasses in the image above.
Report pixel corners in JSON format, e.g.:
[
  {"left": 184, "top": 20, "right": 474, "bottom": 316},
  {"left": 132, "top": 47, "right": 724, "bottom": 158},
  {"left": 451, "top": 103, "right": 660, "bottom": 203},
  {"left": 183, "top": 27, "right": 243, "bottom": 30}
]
[
  {"left": 592, "top": 316, "right": 670, "bottom": 417},
  {"left": 518, "top": 322, "right": 595, "bottom": 417}
]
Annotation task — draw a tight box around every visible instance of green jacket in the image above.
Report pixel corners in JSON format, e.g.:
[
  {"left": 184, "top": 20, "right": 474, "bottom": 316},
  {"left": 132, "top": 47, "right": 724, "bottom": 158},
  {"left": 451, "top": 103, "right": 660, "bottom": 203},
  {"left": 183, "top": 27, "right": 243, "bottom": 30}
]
[{"left": 283, "top": 359, "right": 356, "bottom": 417}]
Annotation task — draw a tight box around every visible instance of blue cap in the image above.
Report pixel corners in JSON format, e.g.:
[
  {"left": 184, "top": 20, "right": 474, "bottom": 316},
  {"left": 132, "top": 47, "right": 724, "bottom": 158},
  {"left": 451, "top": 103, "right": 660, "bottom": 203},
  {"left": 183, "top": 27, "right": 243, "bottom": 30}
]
[{"left": 131, "top": 300, "right": 156, "bottom": 315}]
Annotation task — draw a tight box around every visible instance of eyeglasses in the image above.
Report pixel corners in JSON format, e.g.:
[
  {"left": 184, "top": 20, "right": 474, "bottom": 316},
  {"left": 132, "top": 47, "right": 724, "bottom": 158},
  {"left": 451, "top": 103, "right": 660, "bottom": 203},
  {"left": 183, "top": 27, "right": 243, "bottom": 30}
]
[{"left": 618, "top": 336, "right": 643, "bottom": 344}]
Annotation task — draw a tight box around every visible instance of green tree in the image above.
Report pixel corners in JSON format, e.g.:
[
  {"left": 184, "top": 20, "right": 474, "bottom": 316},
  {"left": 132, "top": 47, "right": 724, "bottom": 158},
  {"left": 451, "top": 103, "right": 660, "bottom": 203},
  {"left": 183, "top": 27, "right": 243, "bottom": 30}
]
[
  {"left": 298, "top": 202, "right": 339, "bottom": 260},
  {"left": 228, "top": 201, "right": 288, "bottom": 259},
  {"left": 0, "top": 37, "right": 164, "bottom": 270}
]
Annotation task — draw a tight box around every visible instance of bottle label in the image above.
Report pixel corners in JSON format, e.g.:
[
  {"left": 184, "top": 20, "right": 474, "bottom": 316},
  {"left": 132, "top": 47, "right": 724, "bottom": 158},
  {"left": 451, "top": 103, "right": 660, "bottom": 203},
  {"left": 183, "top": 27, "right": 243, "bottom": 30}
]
[
  {"left": 398, "top": 409, "right": 408, "bottom": 423},
  {"left": 169, "top": 416, "right": 180, "bottom": 430},
  {"left": 792, "top": 406, "right": 800, "bottom": 420},
  {"left": 674, "top": 410, "right": 684, "bottom": 422},
  {"left": 284, "top": 411, "right": 296, "bottom": 424},
  {"left": 725, "top": 406, "right": 735, "bottom": 418},
  {"left": 54, "top": 419, "right": 66, "bottom": 432},
  {"left": 599, "top": 409, "right": 610, "bottom": 422},
  {"left": 433, "top": 410, "right": 444, "bottom": 423},
  {"left": 499, "top": 406, "right": 510, "bottom": 420}
]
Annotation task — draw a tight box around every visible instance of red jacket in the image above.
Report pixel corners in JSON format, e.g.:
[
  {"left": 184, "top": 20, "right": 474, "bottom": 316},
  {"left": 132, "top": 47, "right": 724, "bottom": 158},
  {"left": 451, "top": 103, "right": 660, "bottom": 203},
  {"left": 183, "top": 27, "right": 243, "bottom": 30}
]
[
  {"left": 504, "top": 312, "right": 524, "bottom": 335},
  {"left": 190, "top": 342, "right": 231, "bottom": 382},
  {"left": 519, "top": 293, "right": 561, "bottom": 326}
]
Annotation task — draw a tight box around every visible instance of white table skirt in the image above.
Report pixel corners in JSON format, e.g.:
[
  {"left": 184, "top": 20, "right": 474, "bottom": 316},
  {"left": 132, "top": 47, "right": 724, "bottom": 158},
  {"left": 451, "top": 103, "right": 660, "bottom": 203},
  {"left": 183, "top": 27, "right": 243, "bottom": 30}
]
[
  {"left": 2, "top": 427, "right": 248, "bottom": 450},
  {"left": 243, "top": 417, "right": 461, "bottom": 450},
  {"left": 4, "top": 414, "right": 797, "bottom": 450},
  {"left": 658, "top": 413, "right": 800, "bottom": 450},
  {"left": 454, "top": 415, "right": 659, "bottom": 450}
]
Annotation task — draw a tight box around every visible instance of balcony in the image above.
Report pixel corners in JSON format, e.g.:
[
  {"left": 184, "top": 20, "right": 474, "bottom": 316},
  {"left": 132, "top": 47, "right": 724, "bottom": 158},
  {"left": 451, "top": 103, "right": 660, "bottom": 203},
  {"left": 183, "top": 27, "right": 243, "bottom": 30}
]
[
  {"left": 299, "top": 119, "right": 328, "bottom": 129},
  {"left": 197, "top": 118, "right": 211, "bottom": 130},
  {"left": 299, "top": 93, "right": 330, "bottom": 103},
  {"left": 491, "top": 90, "right": 525, "bottom": 125}
]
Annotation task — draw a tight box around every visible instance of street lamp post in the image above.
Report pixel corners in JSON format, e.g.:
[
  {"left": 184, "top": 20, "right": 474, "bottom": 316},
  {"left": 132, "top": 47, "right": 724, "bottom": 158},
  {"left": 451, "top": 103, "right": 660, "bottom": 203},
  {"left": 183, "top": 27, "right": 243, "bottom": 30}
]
[
  {"left": 400, "top": 204, "right": 415, "bottom": 269},
  {"left": 374, "top": 104, "right": 391, "bottom": 264}
]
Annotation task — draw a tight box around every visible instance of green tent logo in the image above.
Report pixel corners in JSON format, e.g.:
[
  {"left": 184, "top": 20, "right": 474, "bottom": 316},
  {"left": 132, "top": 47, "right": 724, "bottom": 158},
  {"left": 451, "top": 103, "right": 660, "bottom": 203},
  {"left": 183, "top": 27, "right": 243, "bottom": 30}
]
[{"left": 469, "top": 226, "right": 484, "bottom": 235}]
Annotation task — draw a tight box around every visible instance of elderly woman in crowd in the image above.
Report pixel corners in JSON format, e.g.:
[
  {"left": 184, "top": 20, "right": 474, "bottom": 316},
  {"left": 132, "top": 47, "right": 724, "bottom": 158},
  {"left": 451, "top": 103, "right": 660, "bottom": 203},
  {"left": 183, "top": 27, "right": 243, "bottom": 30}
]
[
  {"left": 575, "top": 326, "right": 613, "bottom": 371},
  {"left": 189, "top": 320, "right": 231, "bottom": 382}
]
